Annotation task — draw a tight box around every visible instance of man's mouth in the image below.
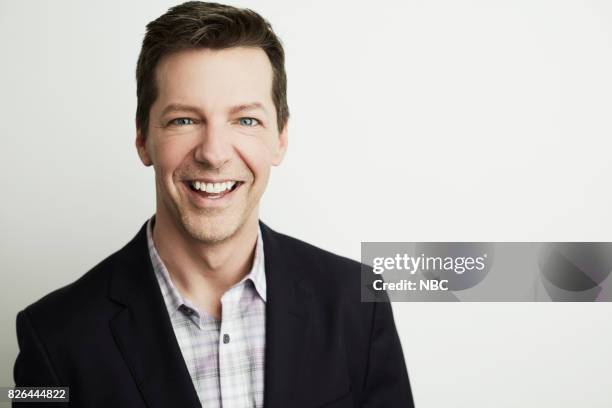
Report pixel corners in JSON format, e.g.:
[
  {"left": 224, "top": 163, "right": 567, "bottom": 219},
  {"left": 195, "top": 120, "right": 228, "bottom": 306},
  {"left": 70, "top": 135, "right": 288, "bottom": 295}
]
[{"left": 186, "top": 180, "right": 242, "bottom": 199}]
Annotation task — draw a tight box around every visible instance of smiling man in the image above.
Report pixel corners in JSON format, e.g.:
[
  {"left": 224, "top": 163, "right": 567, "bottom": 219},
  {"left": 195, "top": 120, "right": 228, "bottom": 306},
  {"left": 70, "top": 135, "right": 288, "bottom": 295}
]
[{"left": 13, "top": 2, "right": 414, "bottom": 407}]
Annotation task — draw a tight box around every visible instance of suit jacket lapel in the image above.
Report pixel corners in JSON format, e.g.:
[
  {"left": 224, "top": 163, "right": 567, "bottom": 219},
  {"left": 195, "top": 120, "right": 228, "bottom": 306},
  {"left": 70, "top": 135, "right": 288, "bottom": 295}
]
[
  {"left": 260, "top": 222, "right": 313, "bottom": 408},
  {"left": 108, "top": 222, "right": 201, "bottom": 408}
]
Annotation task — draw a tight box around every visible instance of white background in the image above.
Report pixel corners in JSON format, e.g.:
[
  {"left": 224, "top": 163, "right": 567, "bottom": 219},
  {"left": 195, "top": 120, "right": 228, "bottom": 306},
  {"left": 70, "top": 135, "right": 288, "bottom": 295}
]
[{"left": 1, "top": 0, "right": 612, "bottom": 407}]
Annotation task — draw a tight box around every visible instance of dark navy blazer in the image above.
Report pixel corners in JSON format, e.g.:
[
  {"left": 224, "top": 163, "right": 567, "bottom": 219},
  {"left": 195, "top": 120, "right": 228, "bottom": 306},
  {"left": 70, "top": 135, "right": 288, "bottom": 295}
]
[{"left": 14, "top": 221, "right": 414, "bottom": 407}]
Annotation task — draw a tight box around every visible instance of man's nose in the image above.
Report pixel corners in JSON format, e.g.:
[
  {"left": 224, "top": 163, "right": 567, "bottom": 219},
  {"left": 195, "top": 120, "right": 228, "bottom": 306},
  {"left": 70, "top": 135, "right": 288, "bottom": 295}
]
[{"left": 193, "top": 123, "right": 232, "bottom": 169}]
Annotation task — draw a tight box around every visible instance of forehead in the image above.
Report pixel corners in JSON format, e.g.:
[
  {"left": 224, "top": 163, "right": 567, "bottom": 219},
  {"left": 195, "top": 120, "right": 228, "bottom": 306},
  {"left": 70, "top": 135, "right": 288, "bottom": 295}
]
[{"left": 154, "top": 47, "right": 274, "bottom": 109}]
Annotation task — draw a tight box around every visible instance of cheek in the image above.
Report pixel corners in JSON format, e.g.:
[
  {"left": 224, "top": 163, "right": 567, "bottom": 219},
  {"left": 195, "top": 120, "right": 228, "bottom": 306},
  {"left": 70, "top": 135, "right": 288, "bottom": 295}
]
[
  {"left": 153, "top": 137, "right": 194, "bottom": 177},
  {"left": 233, "top": 135, "right": 274, "bottom": 179}
]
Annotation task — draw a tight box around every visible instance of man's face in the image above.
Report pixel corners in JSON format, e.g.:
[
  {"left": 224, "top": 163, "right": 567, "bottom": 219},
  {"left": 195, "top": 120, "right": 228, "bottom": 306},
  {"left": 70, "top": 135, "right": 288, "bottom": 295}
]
[{"left": 136, "top": 47, "right": 287, "bottom": 244}]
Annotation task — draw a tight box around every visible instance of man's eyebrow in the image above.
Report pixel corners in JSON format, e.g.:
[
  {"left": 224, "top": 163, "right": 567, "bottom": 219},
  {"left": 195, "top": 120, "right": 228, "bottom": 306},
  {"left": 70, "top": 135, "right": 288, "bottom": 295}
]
[
  {"left": 160, "top": 103, "right": 201, "bottom": 116},
  {"left": 228, "top": 102, "right": 268, "bottom": 116},
  {"left": 160, "top": 102, "right": 269, "bottom": 117}
]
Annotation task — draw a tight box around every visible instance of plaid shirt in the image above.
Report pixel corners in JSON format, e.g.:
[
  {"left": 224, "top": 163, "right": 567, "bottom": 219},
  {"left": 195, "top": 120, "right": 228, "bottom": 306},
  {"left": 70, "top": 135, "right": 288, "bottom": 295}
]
[{"left": 146, "top": 218, "right": 266, "bottom": 407}]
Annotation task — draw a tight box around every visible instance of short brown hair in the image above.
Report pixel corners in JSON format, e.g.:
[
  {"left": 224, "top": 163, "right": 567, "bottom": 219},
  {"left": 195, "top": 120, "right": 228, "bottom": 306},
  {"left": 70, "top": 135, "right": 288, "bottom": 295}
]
[{"left": 135, "top": 1, "right": 288, "bottom": 136}]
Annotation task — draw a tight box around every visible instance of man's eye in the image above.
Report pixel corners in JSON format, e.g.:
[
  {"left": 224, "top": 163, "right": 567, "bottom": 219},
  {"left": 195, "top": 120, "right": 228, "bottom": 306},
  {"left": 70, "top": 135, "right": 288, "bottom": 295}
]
[
  {"left": 238, "top": 117, "right": 260, "bottom": 127},
  {"left": 169, "top": 118, "right": 195, "bottom": 126}
]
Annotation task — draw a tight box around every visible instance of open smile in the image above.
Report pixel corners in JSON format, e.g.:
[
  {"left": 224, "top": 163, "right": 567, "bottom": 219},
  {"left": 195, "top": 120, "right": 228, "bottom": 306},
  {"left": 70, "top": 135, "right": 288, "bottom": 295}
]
[{"left": 183, "top": 179, "right": 243, "bottom": 206}]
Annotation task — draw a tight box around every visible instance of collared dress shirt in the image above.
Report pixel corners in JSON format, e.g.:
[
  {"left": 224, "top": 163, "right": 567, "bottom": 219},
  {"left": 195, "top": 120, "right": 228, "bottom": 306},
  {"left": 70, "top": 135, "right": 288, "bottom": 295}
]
[{"left": 146, "top": 217, "right": 266, "bottom": 407}]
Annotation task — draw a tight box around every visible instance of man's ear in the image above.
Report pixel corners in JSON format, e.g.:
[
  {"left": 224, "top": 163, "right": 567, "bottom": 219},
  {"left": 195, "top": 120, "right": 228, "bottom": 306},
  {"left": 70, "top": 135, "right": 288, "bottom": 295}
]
[
  {"left": 271, "top": 123, "right": 288, "bottom": 166},
  {"left": 135, "top": 123, "right": 153, "bottom": 166}
]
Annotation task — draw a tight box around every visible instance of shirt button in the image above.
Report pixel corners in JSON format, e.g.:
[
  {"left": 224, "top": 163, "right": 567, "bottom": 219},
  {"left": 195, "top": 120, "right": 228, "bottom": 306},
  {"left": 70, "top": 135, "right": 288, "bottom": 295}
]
[{"left": 223, "top": 334, "right": 230, "bottom": 344}]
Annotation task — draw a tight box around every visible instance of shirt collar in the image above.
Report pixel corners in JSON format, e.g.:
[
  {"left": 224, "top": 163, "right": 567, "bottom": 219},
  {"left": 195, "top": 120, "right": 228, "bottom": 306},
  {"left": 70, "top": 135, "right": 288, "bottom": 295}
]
[{"left": 146, "top": 216, "right": 267, "bottom": 318}]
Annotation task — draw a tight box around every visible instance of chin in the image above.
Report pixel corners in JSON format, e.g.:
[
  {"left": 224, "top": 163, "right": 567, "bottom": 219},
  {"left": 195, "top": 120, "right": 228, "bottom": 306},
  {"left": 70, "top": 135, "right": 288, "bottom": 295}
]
[{"left": 179, "top": 210, "right": 245, "bottom": 244}]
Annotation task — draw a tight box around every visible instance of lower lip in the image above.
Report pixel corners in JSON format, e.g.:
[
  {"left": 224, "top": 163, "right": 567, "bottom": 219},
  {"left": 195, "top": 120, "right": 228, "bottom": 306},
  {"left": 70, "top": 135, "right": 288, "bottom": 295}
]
[{"left": 183, "top": 182, "right": 242, "bottom": 208}]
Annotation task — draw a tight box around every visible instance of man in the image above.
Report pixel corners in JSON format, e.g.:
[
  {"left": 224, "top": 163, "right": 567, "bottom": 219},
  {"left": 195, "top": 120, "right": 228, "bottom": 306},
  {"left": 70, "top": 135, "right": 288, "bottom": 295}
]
[{"left": 13, "top": 2, "right": 414, "bottom": 407}]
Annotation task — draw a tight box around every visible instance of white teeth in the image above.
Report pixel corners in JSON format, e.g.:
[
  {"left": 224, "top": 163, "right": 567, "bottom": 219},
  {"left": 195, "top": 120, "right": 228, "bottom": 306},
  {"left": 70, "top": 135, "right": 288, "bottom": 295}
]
[{"left": 191, "top": 180, "right": 237, "bottom": 194}]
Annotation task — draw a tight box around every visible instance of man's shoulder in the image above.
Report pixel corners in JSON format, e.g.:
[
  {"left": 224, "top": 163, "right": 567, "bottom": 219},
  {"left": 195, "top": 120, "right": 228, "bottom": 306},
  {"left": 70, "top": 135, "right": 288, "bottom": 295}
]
[
  {"left": 22, "top": 223, "right": 148, "bottom": 323},
  {"left": 261, "top": 223, "right": 366, "bottom": 298},
  {"left": 20, "top": 244, "right": 127, "bottom": 343},
  {"left": 26, "top": 254, "right": 114, "bottom": 312},
  {"left": 272, "top": 228, "right": 360, "bottom": 271}
]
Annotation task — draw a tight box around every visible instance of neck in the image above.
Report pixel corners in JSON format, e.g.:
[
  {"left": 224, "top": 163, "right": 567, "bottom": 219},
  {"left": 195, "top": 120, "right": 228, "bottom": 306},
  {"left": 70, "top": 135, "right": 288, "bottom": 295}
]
[{"left": 152, "top": 209, "right": 259, "bottom": 318}]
